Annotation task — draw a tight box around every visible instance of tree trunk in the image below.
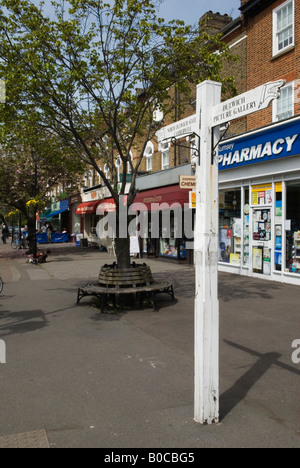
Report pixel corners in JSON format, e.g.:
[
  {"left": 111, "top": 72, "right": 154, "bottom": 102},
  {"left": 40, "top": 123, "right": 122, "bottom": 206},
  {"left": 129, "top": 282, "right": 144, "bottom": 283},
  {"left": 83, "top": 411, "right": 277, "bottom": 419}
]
[
  {"left": 114, "top": 237, "right": 131, "bottom": 269},
  {"left": 113, "top": 200, "right": 131, "bottom": 268},
  {"left": 26, "top": 216, "right": 36, "bottom": 254}
]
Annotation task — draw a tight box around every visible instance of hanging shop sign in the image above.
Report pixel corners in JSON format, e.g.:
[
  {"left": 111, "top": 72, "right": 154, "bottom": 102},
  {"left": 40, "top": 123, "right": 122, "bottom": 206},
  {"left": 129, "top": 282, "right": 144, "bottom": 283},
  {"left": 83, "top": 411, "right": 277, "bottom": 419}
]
[
  {"left": 218, "top": 117, "right": 300, "bottom": 171},
  {"left": 179, "top": 175, "right": 196, "bottom": 189}
]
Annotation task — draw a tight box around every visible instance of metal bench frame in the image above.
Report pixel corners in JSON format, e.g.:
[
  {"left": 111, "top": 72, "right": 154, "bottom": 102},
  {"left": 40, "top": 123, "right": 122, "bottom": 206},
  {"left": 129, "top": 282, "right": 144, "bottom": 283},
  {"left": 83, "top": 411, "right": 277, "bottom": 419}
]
[{"left": 77, "top": 281, "right": 175, "bottom": 312}]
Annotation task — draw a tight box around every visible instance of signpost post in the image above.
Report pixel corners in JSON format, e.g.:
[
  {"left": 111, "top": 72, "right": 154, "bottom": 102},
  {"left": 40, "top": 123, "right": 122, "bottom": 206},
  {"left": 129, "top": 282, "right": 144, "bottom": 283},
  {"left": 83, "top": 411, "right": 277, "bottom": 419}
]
[
  {"left": 194, "top": 81, "right": 221, "bottom": 424},
  {"left": 156, "top": 79, "right": 285, "bottom": 425}
]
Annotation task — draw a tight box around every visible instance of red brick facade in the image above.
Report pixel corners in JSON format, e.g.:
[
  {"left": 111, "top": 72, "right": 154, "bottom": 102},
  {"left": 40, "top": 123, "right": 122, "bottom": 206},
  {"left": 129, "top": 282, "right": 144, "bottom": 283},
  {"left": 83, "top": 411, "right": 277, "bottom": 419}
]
[
  {"left": 222, "top": 0, "right": 300, "bottom": 133},
  {"left": 139, "top": 0, "right": 300, "bottom": 172},
  {"left": 244, "top": 0, "right": 300, "bottom": 130}
]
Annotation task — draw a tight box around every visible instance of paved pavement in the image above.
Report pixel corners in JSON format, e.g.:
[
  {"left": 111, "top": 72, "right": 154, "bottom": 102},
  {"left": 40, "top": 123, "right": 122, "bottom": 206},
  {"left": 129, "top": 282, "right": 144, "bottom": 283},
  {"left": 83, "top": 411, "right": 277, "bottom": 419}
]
[{"left": 0, "top": 242, "right": 299, "bottom": 448}]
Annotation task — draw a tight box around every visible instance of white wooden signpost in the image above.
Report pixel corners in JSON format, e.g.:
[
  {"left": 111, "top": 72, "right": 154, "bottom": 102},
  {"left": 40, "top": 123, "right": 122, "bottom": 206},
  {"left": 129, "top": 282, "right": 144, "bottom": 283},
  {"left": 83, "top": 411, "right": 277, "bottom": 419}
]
[
  {"left": 195, "top": 79, "right": 286, "bottom": 425},
  {"left": 156, "top": 114, "right": 197, "bottom": 142},
  {"left": 156, "top": 78, "right": 285, "bottom": 424}
]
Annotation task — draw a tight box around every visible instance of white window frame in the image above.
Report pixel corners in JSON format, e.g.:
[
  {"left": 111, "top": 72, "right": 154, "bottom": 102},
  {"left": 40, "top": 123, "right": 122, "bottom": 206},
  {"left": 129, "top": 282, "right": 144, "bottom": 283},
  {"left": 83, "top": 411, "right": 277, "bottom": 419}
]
[
  {"left": 162, "top": 150, "right": 169, "bottom": 171},
  {"left": 104, "top": 163, "right": 110, "bottom": 180},
  {"left": 160, "top": 142, "right": 170, "bottom": 171},
  {"left": 273, "top": 0, "right": 294, "bottom": 57},
  {"left": 115, "top": 156, "right": 121, "bottom": 182},
  {"left": 273, "top": 81, "right": 294, "bottom": 122},
  {"left": 127, "top": 151, "right": 133, "bottom": 174},
  {"left": 144, "top": 141, "right": 154, "bottom": 172}
]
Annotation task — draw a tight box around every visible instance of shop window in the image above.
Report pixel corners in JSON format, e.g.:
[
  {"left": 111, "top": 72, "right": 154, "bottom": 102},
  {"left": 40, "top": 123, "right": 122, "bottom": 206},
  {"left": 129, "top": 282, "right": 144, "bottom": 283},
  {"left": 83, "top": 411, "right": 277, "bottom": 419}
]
[
  {"left": 159, "top": 209, "right": 186, "bottom": 259},
  {"left": 219, "top": 189, "right": 241, "bottom": 265},
  {"left": 243, "top": 188, "right": 250, "bottom": 266},
  {"left": 273, "top": 0, "right": 294, "bottom": 56},
  {"left": 285, "top": 181, "right": 300, "bottom": 274},
  {"left": 273, "top": 83, "right": 294, "bottom": 122},
  {"left": 274, "top": 183, "right": 283, "bottom": 272}
]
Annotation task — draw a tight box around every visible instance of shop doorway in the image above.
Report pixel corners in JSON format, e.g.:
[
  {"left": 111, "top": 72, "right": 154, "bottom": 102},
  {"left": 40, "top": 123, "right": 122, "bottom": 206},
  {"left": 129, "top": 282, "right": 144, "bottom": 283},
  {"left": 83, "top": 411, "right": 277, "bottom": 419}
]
[{"left": 251, "top": 184, "right": 273, "bottom": 276}]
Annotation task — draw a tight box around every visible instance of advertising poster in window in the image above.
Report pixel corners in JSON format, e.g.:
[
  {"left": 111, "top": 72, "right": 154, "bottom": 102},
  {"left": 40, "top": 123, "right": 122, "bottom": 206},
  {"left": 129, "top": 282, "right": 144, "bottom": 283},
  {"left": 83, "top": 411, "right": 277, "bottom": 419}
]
[
  {"left": 263, "top": 248, "right": 271, "bottom": 276},
  {"left": 252, "top": 184, "right": 272, "bottom": 206},
  {"left": 159, "top": 238, "right": 178, "bottom": 258},
  {"left": 253, "top": 246, "right": 263, "bottom": 273}
]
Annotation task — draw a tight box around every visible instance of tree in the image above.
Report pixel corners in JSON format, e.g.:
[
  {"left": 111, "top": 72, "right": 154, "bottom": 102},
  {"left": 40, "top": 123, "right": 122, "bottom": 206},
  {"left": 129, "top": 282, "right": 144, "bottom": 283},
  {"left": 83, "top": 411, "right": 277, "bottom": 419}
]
[
  {"left": 0, "top": 125, "right": 83, "bottom": 253},
  {"left": 0, "top": 0, "right": 236, "bottom": 267}
]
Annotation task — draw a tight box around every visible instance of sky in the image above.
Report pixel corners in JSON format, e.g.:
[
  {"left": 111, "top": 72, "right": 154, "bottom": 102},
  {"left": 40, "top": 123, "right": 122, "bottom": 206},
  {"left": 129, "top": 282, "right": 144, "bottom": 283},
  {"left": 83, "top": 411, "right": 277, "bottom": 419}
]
[
  {"left": 157, "top": 0, "right": 241, "bottom": 26},
  {"left": 31, "top": 0, "right": 241, "bottom": 26}
]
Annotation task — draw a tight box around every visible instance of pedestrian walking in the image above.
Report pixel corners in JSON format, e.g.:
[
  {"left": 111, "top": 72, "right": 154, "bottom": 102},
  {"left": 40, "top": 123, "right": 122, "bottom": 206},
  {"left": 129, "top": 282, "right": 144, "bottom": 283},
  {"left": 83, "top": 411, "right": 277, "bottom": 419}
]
[
  {"left": 1, "top": 223, "right": 9, "bottom": 244},
  {"left": 46, "top": 223, "right": 53, "bottom": 244}
]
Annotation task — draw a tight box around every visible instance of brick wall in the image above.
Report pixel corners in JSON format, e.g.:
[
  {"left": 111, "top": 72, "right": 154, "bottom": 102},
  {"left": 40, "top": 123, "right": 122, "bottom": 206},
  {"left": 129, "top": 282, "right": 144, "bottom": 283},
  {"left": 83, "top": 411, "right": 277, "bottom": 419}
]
[
  {"left": 222, "top": 23, "right": 248, "bottom": 137},
  {"left": 246, "top": 0, "right": 300, "bottom": 130}
]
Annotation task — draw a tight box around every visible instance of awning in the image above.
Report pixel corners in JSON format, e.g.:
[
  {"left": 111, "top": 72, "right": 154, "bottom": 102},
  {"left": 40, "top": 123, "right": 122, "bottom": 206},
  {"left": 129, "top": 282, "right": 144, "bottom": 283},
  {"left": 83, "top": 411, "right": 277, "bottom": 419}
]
[
  {"left": 96, "top": 198, "right": 116, "bottom": 215},
  {"left": 39, "top": 209, "right": 52, "bottom": 222},
  {"left": 132, "top": 185, "right": 190, "bottom": 211},
  {"left": 76, "top": 200, "right": 101, "bottom": 215},
  {"left": 95, "top": 187, "right": 190, "bottom": 215},
  {"left": 49, "top": 209, "right": 68, "bottom": 217}
]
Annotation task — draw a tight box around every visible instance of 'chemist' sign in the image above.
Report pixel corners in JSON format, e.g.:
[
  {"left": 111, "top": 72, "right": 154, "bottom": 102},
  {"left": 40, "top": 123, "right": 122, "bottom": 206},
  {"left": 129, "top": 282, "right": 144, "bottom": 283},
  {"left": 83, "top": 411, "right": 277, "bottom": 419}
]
[{"left": 218, "top": 117, "right": 300, "bottom": 171}]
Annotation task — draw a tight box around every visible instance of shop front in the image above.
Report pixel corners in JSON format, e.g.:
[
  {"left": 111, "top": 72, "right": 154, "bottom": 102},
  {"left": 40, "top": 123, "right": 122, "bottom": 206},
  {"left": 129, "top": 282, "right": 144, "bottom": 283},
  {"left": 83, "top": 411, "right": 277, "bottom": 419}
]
[
  {"left": 39, "top": 199, "right": 70, "bottom": 232},
  {"left": 94, "top": 183, "right": 193, "bottom": 261},
  {"left": 69, "top": 193, "right": 82, "bottom": 243},
  {"left": 218, "top": 116, "right": 300, "bottom": 285},
  {"left": 76, "top": 197, "right": 102, "bottom": 244},
  {"left": 133, "top": 185, "right": 192, "bottom": 262}
]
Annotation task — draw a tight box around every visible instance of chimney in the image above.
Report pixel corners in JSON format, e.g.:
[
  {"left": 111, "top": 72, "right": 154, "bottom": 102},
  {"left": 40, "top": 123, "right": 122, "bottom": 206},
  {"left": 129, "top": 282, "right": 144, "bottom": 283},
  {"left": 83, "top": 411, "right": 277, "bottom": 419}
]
[{"left": 199, "top": 11, "right": 233, "bottom": 35}]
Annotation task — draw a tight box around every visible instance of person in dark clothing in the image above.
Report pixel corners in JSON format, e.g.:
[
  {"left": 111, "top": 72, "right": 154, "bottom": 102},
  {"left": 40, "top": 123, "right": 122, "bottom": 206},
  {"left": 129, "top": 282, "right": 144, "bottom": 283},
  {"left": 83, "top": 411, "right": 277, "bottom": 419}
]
[{"left": 1, "top": 224, "right": 9, "bottom": 244}]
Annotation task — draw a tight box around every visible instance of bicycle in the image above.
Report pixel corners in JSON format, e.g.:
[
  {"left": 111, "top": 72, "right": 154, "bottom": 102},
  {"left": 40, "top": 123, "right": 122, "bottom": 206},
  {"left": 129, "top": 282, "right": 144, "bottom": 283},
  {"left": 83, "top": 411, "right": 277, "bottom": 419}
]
[{"left": 11, "top": 234, "right": 28, "bottom": 250}]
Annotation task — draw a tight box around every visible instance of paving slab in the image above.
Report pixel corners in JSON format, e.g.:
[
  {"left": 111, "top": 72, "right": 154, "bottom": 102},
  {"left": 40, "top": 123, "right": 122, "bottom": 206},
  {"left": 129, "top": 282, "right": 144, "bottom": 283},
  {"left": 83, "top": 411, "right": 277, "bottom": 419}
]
[
  {"left": 0, "top": 429, "right": 50, "bottom": 448},
  {"left": 0, "top": 242, "right": 299, "bottom": 448}
]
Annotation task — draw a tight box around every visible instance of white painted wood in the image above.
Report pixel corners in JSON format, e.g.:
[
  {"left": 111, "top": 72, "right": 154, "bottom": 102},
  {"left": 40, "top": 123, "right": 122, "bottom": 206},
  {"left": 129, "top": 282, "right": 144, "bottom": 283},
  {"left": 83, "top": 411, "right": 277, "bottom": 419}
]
[
  {"left": 156, "top": 114, "right": 197, "bottom": 143},
  {"left": 212, "top": 80, "right": 285, "bottom": 127},
  {"left": 0, "top": 339, "right": 6, "bottom": 364},
  {"left": 194, "top": 81, "right": 221, "bottom": 425}
]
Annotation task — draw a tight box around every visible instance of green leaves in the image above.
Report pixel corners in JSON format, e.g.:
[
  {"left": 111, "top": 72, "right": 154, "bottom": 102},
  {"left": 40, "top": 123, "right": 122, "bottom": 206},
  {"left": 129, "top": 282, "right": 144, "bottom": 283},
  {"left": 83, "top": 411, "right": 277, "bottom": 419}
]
[{"left": 0, "top": 0, "right": 236, "bottom": 203}]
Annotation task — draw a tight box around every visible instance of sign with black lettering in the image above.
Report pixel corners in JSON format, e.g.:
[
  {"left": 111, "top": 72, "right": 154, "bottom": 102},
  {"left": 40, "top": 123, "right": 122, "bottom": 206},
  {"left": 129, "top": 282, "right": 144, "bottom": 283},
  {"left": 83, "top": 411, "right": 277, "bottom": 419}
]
[
  {"left": 179, "top": 175, "right": 196, "bottom": 190},
  {"left": 212, "top": 80, "right": 285, "bottom": 127}
]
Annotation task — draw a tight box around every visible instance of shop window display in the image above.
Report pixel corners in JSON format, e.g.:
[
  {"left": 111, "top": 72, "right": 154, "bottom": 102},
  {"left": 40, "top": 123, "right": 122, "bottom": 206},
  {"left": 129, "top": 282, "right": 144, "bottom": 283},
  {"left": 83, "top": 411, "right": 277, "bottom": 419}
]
[
  {"left": 274, "top": 184, "right": 283, "bottom": 271},
  {"left": 243, "top": 189, "right": 250, "bottom": 266},
  {"left": 285, "top": 181, "right": 300, "bottom": 274},
  {"left": 159, "top": 210, "right": 186, "bottom": 259},
  {"left": 219, "top": 190, "right": 241, "bottom": 264}
]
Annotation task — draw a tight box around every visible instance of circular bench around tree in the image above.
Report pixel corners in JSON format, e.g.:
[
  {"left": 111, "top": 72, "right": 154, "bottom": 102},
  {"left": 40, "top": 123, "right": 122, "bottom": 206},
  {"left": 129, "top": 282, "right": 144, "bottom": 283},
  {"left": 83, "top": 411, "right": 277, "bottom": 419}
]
[{"left": 77, "top": 263, "right": 175, "bottom": 312}]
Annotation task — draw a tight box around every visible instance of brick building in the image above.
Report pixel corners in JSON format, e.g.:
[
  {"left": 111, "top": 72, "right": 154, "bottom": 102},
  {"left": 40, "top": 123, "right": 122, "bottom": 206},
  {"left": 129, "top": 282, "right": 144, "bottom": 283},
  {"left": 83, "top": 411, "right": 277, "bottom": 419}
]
[
  {"left": 218, "top": 0, "right": 300, "bottom": 285},
  {"left": 77, "top": 1, "right": 300, "bottom": 277}
]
